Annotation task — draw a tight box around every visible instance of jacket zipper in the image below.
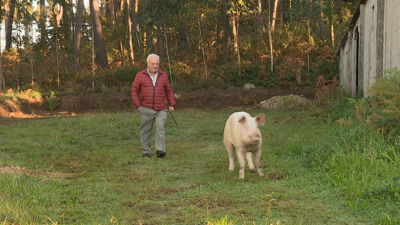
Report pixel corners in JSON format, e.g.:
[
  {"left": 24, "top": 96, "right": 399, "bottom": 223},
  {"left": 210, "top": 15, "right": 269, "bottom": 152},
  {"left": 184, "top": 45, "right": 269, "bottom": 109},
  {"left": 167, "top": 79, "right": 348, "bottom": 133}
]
[{"left": 152, "top": 75, "right": 158, "bottom": 110}]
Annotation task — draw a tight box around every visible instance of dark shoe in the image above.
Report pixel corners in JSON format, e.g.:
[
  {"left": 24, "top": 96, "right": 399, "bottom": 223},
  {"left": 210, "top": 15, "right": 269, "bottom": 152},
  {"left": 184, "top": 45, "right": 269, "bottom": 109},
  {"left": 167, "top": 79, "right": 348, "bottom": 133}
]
[
  {"left": 143, "top": 153, "right": 150, "bottom": 158},
  {"left": 156, "top": 150, "right": 166, "bottom": 158}
]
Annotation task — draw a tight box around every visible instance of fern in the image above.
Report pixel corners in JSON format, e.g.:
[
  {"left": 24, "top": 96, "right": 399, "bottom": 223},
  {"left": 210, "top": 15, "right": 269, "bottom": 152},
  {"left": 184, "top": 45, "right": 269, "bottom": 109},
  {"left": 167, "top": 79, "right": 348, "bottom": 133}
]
[{"left": 369, "top": 68, "right": 400, "bottom": 107}]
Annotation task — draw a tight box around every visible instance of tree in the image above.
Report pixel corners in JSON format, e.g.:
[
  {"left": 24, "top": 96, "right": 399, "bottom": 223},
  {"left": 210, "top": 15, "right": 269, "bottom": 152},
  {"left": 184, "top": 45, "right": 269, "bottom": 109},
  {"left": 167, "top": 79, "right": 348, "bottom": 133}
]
[
  {"left": 0, "top": 28, "right": 4, "bottom": 91},
  {"left": 142, "top": 0, "right": 154, "bottom": 54},
  {"left": 90, "top": 0, "right": 108, "bottom": 68},
  {"left": 223, "top": 0, "right": 230, "bottom": 62},
  {"left": 73, "top": 0, "right": 84, "bottom": 71},
  {"left": 5, "top": 0, "right": 16, "bottom": 51},
  {"left": 127, "top": 0, "right": 135, "bottom": 63},
  {"left": 271, "top": 0, "right": 278, "bottom": 31},
  {"left": 268, "top": 0, "right": 274, "bottom": 73},
  {"left": 114, "top": 0, "right": 124, "bottom": 64},
  {"left": 156, "top": 3, "right": 165, "bottom": 60}
]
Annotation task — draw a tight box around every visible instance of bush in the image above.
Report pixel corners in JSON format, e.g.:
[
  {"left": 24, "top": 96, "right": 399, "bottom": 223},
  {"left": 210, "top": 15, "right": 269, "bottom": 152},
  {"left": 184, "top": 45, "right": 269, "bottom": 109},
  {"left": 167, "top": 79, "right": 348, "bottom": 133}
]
[{"left": 45, "top": 91, "right": 60, "bottom": 111}]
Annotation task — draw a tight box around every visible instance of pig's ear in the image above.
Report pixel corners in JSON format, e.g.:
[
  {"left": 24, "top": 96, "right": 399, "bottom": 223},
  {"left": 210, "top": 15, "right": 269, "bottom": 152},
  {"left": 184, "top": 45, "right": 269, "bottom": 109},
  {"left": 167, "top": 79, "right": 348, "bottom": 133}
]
[
  {"left": 238, "top": 115, "right": 247, "bottom": 124},
  {"left": 256, "top": 114, "right": 265, "bottom": 125}
]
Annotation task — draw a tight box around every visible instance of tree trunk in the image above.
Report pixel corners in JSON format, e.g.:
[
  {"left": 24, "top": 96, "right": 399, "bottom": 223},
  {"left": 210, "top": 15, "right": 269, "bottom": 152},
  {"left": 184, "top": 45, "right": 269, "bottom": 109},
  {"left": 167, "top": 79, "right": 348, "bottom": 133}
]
[
  {"left": 23, "top": 2, "right": 30, "bottom": 45},
  {"left": 39, "top": 0, "right": 47, "bottom": 44},
  {"left": 106, "top": 0, "right": 113, "bottom": 19},
  {"left": 318, "top": 1, "right": 325, "bottom": 39},
  {"left": 127, "top": 0, "right": 135, "bottom": 63},
  {"left": 289, "top": 0, "right": 292, "bottom": 23},
  {"left": 216, "top": 2, "right": 222, "bottom": 58},
  {"left": 223, "top": 0, "right": 230, "bottom": 63},
  {"left": 157, "top": 11, "right": 165, "bottom": 60},
  {"left": 255, "top": 0, "right": 262, "bottom": 31},
  {"left": 114, "top": 0, "right": 124, "bottom": 64},
  {"left": 24, "top": 23, "right": 30, "bottom": 45},
  {"left": 144, "top": 0, "right": 155, "bottom": 53},
  {"left": 73, "top": 0, "right": 84, "bottom": 71},
  {"left": 235, "top": 4, "right": 241, "bottom": 76},
  {"left": 90, "top": 0, "right": 108, "bottom": 68},
  {"left": 232, "top": 14, "right": 237, "bottom": 55},
  {"left": 271, "top": 0, "right": 278, "bottom": 31},
  {"left": 329, "top": 0, "right": 335, "bottom": 47},
  {"left": 60, "top": 0, "right": 71, "bottom": 46},
  {"left": 5, "top": 0, "right": 16, "bottom": 51},
  {"left": 147, "top": 28, "right": 155, "bottom": 54},
  {"left": 198, "top": 17, "right": 208, "bottom": 79},
  {"left": 277, "top": 0, "right": 283, "bottom": 26},
  {"left": 0, "top": 30, "right": 4, "bottom": 91},
  {"left": 53, "top": 3, "right": 64, "bottom": 48},
  {"left": 177, "top": 26, "right": 188, "bottom": 52},
  {"left": 70, "top": 0, "right": 74, "bottom": 40},
  {"left": 268, "top": 0, "right": 274, "bottom": 73}
]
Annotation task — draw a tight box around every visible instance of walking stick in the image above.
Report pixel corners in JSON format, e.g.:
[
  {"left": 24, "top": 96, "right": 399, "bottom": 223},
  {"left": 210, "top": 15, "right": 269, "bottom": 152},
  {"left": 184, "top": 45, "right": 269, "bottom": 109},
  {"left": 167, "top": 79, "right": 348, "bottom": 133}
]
[{"left": 169, "top": 111, "right": 180, "bottom": 129}]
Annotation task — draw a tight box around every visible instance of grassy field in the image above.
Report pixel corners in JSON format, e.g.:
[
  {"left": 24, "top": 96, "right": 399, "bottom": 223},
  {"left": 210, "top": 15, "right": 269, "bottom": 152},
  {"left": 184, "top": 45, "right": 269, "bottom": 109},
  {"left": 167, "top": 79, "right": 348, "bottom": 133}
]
[{"left": 0, "top": 105, "right": 399, "bottom": 224}]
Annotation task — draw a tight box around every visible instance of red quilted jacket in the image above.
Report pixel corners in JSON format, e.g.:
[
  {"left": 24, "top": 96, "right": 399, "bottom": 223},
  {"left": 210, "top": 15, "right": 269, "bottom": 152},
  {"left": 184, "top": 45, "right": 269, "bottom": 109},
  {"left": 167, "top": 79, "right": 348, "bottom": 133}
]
[{"left": 131, "top": 69, "right": 176, "bottom": 111}]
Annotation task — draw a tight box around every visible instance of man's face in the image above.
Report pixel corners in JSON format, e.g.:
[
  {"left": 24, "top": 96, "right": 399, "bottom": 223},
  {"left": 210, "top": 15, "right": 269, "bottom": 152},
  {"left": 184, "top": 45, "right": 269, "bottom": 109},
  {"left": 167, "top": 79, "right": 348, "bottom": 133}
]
[{"left": 147, "top": 56, "right": 159, "bottom": 74}]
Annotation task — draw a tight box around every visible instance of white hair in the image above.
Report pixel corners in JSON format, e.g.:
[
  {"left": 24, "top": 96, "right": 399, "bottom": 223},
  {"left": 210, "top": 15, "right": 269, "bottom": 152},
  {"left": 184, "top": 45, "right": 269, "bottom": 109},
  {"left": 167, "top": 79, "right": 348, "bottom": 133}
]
[{"left": 147, "top": 54, "right": 160, "bottom": 62}]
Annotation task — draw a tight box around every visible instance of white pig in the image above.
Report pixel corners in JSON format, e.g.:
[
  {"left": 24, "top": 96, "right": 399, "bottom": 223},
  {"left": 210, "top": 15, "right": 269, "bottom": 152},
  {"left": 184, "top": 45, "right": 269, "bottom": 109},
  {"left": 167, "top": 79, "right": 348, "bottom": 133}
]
[{"left": 223, "top": 112, "right": 265, "bottom": 180}]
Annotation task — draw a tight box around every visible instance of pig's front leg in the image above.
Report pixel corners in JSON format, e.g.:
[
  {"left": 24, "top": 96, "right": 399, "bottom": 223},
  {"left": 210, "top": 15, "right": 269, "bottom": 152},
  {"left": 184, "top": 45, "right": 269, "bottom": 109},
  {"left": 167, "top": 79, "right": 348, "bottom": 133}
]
[
  {"left": 253, "top": 150, "right": 264, "bottom": 177},
  {"left": 236, "top": 148, "right": 246, "bottom": 180},
  {"left": 224, "top": 141, "right": 236, "bottom": 171},
  {"left": 246, "top": 152, "right": 255, "bottom": 171}
]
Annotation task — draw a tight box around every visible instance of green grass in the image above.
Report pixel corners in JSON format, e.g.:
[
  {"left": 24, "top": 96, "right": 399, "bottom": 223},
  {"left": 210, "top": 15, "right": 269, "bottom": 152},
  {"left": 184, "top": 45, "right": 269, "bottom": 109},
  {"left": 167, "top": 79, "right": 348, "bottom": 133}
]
[{"left": 0, "top": 107, "right": 399, "bottom": 224}]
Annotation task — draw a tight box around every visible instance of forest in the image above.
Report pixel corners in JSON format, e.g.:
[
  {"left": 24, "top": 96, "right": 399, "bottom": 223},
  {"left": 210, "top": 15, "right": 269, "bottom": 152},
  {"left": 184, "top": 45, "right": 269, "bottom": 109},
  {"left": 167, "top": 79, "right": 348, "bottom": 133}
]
[{"left": 0, "top": 0, "right": 358, "bottom": 93}]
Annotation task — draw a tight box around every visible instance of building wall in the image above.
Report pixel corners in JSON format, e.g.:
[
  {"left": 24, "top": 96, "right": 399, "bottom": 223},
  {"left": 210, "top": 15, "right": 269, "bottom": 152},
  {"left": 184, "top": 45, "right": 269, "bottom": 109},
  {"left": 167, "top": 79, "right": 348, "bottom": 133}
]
[
  {"left": 384, "top": 0, "right": 400, "bottom": 71},
  {"left": 339, "top": 34, "right": 351, "bottom": 93},
  {"left": 362, "top": 0, "right": 378, "bottom": 95},
  {"left": 339, "top": 0, "right": 399, "bottom": 97}
]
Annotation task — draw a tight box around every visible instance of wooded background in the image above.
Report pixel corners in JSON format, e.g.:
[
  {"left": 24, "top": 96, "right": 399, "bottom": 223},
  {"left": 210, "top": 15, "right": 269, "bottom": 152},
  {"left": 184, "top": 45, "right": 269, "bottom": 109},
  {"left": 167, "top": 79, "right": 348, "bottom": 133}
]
[{"left": 0, "top": 0, "right": 358, "bottom": 92}]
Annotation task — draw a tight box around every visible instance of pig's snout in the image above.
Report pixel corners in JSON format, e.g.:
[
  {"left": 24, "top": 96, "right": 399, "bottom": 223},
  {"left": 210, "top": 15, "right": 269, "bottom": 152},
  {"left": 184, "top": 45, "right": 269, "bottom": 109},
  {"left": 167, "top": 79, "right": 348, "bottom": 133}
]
[{"left": 250, "top": 132, "right": 261, "bottom": 142}]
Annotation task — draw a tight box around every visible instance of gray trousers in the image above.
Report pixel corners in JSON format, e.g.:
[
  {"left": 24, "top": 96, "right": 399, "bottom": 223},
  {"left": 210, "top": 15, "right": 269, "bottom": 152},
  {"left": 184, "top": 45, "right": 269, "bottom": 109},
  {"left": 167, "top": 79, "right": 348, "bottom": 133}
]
[{"left": 139, "top": 106, "right": 167, "bottom": 154}]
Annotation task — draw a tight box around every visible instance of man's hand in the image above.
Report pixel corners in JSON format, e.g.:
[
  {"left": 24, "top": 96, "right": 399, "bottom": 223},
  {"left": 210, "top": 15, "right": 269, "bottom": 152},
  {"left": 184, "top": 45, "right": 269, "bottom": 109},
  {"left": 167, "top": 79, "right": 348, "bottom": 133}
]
[{"left": 168, "top": 106, "right": 174, "bottom": 112}]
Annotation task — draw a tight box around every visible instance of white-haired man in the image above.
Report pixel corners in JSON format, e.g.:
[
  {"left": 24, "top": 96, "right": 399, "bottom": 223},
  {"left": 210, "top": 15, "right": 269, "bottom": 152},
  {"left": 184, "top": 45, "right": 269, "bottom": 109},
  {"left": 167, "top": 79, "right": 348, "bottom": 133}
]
[{"left": 131, "top": 54, "right": 176, "bottom": 158}]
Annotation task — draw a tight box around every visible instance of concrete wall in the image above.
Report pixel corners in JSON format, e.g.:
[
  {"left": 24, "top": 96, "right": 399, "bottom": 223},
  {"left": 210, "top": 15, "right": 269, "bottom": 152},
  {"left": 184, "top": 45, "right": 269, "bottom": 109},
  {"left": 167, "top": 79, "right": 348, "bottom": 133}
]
[
  {"left": 384, "top": 0, "right": 400, "bottom": 71},
  {"left": 339, "top": 33, "right": 351, "bottom": 94},
  {"left": 362, "top": 0, "right": 378, "bottom": 95},
  {"left": 338, "top": 0, "right": 397, "bottom": 97}
]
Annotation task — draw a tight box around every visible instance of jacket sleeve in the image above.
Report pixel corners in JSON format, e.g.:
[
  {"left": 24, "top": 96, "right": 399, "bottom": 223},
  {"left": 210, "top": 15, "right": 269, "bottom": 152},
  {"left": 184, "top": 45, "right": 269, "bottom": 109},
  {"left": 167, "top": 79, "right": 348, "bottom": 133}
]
[{"left": 131, "top": 75, "right": 142, "bottom": 109}]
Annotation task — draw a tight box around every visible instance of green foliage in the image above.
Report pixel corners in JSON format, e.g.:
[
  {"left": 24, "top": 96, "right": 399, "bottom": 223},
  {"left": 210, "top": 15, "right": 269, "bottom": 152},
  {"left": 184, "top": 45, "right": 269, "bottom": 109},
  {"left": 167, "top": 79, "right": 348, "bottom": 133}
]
[
  {"left": 322, "top": 68, "right": 400, "bottom": 221},
  {"left": 366, "top": 68, "right": 400, "bottom": 135},
  {"left": 325, "top": 122, "right": 400, "bottom": 207},
  {"left": 238, "top": 92, "right": 256, "bottom": 106},
  {"left": 45, "top": 91, "right": 60, "bottom": 111},
  {"left": 369, "top": 68, "right": 400, "bottom": 107},
  {"left": 0, "top": 173, "right": 55, "bottom": 224},
  {"left": 317, "top": 58, "right": 339, "bottom": 81},
  {"left": 96, "top": 66, "right": 142, "bottom": 88},
  {"left": 0, "top": 0, "right": 358, "bottom": 93}
]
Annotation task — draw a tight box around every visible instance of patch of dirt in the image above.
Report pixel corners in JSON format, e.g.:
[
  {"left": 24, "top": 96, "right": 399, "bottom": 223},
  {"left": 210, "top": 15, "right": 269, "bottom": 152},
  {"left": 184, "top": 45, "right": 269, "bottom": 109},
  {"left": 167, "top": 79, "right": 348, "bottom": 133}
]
[
  {"left": 0, "top": 165, "right": 76, "bottom": 180},
  {"left": 268, "top": 172, "right": 285, "bottom": 180},
  {"left": 0, "top": 86, "right": 315, "bottom": 118}
]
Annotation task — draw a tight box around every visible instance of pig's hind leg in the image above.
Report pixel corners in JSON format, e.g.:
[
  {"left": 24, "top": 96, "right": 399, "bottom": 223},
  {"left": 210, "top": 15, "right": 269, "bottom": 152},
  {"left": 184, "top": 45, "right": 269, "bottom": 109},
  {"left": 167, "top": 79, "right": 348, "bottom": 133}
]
[
  {"left": 224, "top": 140, "right": 236, "bottom": 171},
  {"left": 253, "top": 150, "right": 264, "bottom": 177}
]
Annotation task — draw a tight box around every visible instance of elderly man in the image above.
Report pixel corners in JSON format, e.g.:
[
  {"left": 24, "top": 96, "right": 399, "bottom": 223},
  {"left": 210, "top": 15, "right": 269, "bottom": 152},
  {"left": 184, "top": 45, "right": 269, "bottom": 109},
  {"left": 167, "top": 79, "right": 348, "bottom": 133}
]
[{"left": 131, "top": 54, "right": 176, "bottom": 158}]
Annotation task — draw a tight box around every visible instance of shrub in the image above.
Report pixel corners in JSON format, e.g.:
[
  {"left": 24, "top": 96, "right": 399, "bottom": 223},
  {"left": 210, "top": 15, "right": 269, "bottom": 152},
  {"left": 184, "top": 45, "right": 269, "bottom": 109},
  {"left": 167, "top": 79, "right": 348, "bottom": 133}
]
[{"left": 45, "top": 91, "right": 60, "bottom": 111}]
